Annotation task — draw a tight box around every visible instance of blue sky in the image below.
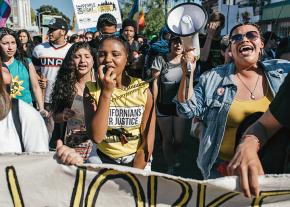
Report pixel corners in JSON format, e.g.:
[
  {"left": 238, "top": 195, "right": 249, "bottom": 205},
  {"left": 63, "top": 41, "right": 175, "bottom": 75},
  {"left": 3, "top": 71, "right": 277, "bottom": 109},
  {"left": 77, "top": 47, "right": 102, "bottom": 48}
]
[{"left": 30, "top": 0, "right": 74, "bottom": 20}]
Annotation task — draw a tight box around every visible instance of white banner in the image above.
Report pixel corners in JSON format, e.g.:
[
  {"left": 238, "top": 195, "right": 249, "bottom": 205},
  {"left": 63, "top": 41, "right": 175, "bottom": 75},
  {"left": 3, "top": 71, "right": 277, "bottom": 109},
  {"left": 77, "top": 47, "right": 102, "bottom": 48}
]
[
  {"left": 1, "top": 153, "right": 290, "bottom": 206},
  {"left": 71, "top": 0, "right": 122, "bottom": 30}
]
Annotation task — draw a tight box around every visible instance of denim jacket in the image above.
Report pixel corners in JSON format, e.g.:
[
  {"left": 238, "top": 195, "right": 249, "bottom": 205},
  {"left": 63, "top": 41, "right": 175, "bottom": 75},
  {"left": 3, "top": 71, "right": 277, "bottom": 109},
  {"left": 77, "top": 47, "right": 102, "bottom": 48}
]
[{"left": 175, "top": 59, "right": 290, "bottom": 179}]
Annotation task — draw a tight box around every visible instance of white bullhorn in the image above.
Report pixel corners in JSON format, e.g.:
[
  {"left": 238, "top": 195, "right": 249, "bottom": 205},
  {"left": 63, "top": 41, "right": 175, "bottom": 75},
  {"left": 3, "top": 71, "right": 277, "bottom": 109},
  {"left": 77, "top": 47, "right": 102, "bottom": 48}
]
[{"left": 166, "top": 3, "right": 208, "bottom": 62}]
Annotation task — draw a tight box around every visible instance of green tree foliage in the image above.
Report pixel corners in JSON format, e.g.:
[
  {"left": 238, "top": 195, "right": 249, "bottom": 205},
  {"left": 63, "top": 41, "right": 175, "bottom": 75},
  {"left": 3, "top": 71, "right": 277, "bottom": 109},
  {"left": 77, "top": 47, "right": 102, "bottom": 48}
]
[
  {"left": 120, "top": 0, "right": 165, "bottom": 37},
  {"left": 143, "top": 0, "right": 165, "bottom": 37},
  {"left": 143, "top": 8, "right": 165, "bottom": 37},
  {"left": 36, "top": 5, "right": 71, "bottom": 28}
]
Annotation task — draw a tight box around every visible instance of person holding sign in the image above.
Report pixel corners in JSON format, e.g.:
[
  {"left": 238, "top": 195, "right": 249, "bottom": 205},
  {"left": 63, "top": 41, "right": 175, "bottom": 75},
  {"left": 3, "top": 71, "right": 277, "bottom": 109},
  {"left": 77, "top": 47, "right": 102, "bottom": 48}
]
[{"left": 57, "top": 36, "right": 156, "bottom": 170}]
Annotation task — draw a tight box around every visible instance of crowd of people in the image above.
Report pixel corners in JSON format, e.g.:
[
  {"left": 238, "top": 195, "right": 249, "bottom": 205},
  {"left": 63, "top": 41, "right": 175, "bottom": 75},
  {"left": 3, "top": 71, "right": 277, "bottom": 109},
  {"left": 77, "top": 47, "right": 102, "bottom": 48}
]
[{"left": 1, "top": 10, "right": 290, "bottom": 198}]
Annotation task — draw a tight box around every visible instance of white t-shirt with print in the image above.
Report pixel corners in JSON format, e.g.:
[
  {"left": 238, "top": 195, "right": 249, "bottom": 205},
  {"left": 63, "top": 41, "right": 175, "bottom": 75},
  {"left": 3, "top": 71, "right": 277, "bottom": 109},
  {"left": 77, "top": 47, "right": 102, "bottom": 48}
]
[
  {"left": 33, "top": 42, "right": 72, "bottom": 103},
  {"left": 0, "top": 100, "right": 49, "bottom": 153}
]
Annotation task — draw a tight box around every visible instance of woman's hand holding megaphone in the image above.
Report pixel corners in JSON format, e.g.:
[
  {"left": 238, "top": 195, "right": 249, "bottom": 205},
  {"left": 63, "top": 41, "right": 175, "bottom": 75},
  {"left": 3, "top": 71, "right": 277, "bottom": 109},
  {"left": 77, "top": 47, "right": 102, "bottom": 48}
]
[
  {"left": 181, "top": 48, "right": 197, "bottom": 75},
  {"left": 178, "top": 48, "right": 196, "bottom": 102}
]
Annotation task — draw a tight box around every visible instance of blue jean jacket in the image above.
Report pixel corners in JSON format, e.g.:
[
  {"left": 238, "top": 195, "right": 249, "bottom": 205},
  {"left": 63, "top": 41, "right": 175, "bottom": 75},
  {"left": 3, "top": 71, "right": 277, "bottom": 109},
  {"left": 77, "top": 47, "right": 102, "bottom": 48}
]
[{"left": 175, "top": 59, "right": 290, "bottom": 179}]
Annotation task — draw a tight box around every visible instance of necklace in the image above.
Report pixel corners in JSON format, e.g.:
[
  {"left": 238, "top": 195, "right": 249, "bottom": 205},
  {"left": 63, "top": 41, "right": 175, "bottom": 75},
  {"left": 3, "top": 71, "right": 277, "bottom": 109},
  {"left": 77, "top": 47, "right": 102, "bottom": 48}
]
[{"left": 236, "top": 73, "right": 260, "bottom": 100}]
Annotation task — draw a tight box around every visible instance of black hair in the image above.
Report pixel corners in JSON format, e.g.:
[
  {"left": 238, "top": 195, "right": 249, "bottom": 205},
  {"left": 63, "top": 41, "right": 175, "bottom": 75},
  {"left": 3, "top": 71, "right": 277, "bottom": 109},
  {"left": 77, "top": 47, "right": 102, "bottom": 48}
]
[
  {"left": 85, "top": 31, "right": 94, "bottom": 36},
  {"left": 168, "top": 36, "right": 182, "bottom": 52},
  {"left": 122, "top": 19, "right": 137, "bottom": 32},
  {"left": 17, "top": 29, "right": 33, "bottom": 43},
  {"left": 17, "top": 29, "right": 35, "bottom": 58},
  {"left": 0, "top": 27, "right": 29, "bottom": 69},
  {"left": 276, "top": 37, "right": 290, "bottom": 59},
  {"left": 96, "top": 13, "right": 117, "bottom": 31},
  {"left": 98, "top": 35, "right": 129, "bottom": 56},
  {"left": 51, "top": 42, "right": 97, "bottom": 113},
  {"left": 69, "top": 34, "right": 79, "bottom": 43},
  {"left": 263, "top": 31, "right": 279, "bottom": 45},
  {"left": 98, "top": 36, "right": 133, "bottom": 74},
  {"left": 32, "top": 35, "right": 42, "bottom": 46}
]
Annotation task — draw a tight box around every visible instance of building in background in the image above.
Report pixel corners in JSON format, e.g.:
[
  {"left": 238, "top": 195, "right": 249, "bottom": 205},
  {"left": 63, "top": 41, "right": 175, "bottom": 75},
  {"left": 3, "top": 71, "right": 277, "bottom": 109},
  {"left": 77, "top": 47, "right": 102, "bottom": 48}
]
[
  {"left": 260, "top": 0, "right": 290, "bottom": 37},
  {"left": 6, "top": 0, "right": 32, "bottom": 30},
  {"left": 201, "top": 0, "right": 290, "bottom": 36}
]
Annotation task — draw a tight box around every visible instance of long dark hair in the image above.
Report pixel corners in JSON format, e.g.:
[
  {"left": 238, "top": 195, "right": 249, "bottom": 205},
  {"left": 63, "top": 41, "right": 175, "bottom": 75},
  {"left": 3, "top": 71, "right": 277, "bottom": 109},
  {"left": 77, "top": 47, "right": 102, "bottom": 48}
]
[
  {"left": 51, "top": 42, "right": 97, "bottom": 113},
  {"left": 0, "top": 56, "right": 11, "bottom": 120},
  {"left": 0, "top": 27, "right": 29, "bottom": 69},
  {"left": 17, "top": 29, "right": 34, "bottom": 58}
]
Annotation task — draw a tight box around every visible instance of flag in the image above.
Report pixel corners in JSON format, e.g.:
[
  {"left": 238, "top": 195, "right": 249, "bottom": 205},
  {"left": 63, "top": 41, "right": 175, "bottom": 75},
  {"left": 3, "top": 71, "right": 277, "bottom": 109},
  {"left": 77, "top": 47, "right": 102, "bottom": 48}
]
[
  {"left": 0, "top": 0, "right": 11, "bottom": 27},
  {"left": 129, "top": 0, "right": 139, "bottom": 19},
  {"left": 138, "top": 10, "right": 145, "bottom": 30}
]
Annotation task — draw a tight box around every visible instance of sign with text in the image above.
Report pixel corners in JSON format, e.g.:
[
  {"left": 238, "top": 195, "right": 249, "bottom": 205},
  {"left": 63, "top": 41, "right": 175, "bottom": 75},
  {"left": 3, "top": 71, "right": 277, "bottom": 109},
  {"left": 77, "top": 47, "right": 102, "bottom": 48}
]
[
  {"left": 71, "top": 0, "right": 122, "bottom": 29},
  {"left": 1, "top": 153, "right": 290, "bottom": 206}
]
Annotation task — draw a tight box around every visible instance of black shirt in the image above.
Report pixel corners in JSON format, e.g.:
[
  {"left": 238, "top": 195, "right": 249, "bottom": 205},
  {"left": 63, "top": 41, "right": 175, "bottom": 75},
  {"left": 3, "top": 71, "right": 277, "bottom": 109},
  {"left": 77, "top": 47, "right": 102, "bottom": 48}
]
[
  {"left": 199, "top": 35, "right": 223, "bottom": 74},
  {"left": 269, "top": 73, "right": 290, "bottom": 128}
]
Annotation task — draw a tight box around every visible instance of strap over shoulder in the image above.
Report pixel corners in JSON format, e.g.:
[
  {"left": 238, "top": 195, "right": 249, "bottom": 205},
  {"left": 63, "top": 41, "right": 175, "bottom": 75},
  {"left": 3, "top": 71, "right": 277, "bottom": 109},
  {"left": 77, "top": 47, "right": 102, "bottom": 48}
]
[{"left": 11, "top": 98, "right": 24, "bottom": 152}]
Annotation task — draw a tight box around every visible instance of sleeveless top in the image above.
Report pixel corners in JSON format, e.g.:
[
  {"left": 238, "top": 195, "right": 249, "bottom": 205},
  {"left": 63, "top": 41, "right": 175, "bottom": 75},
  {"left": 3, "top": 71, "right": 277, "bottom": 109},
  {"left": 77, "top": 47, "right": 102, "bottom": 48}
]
[
  {"left": 7, "top": 58, "right": 33, "bottom": 104},
  {"left": 86, "top": 76, "right": 149, "bottom": 158},
  {"left": 220, "top": 93, "right": 272, "bottom": 161},
  {"left": 65, "top": 94, "right": 92, "bottom": 160}
]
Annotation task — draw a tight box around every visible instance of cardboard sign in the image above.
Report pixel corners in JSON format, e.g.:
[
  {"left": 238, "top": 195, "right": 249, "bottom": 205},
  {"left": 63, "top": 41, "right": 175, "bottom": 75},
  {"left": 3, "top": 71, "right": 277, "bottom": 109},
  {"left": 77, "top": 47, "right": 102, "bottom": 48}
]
[
  {"left": 1, "top": 153, "right": 290, "bottom": 206},
  {"left": 71, "top": 0, "right": 122, "bottom": 29}
]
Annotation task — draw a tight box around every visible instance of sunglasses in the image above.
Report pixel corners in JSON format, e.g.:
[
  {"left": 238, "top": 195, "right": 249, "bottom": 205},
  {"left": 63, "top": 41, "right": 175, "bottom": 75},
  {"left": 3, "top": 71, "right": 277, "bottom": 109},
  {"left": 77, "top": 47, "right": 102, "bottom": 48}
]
[
  {"left": 99, "top": 32, "right": 118, "bottom": 40},
  {"left": 230, "top": 31, "right": 259, "bottom": 43}
]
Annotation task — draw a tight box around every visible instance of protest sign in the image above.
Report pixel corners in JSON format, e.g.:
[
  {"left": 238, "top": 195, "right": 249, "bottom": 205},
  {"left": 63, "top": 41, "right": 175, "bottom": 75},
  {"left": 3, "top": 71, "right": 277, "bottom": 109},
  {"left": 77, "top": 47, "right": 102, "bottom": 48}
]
[
  {"left": 72, "top": 0, "right": 122, "bottom": 29},
  {"left": 1, "top": 153, "right": 290, "bottom": 206}
]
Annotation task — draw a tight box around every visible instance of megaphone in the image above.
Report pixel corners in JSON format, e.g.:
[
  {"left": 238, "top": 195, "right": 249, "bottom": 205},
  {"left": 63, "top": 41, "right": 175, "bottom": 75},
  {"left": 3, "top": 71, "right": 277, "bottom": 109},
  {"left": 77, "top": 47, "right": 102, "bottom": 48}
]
[{"left": 166, "top": 3, "right": 208, "bottom": 64}]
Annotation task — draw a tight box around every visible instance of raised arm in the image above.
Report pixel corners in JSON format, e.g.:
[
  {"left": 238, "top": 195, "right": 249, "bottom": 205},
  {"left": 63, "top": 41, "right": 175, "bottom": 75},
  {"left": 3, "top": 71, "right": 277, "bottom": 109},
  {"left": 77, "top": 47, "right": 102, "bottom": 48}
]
[
  {"left": 200, "top": 22, "right": 219, "bottom": 62},
  {"left": 89, "top": 66, "right": 115, "bottom": 143}
]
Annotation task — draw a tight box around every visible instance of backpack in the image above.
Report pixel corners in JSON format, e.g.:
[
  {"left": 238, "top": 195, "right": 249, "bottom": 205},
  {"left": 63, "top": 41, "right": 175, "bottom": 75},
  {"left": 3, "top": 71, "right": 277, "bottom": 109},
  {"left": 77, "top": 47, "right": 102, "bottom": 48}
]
[
  {"left": 11, "top": 98, "right": 25, "bottom": 152},
  {"left": 157, "top": 56, "right": 180, "bottom": 105}
]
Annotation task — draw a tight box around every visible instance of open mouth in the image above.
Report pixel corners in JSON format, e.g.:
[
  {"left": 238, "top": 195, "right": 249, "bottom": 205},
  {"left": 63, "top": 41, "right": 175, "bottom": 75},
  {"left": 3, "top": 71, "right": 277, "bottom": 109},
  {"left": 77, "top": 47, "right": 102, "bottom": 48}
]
[
  {"left": 238, "top": 45, "right": 254, "bottom": 55},
  {"left": 78, "top": 65, "right": 87, "bottom": 70}
]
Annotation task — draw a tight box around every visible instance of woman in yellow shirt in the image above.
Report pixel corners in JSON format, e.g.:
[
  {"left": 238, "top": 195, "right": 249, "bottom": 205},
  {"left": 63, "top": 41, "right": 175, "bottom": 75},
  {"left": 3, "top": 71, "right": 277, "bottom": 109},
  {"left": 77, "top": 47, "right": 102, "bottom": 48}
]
[{"left": 57, "top": 36, "right": 156, "bottom": 170}]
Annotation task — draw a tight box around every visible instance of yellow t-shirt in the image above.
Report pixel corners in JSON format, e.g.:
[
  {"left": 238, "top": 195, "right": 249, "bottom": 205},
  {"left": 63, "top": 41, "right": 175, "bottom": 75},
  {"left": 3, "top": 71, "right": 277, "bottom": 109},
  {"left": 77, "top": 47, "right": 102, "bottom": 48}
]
[
  {"left": 219, "top": 94, "right": 272, "bottom": 161},
  {"left": 86, "top": 76, "right": 149, "bottom": 158}
]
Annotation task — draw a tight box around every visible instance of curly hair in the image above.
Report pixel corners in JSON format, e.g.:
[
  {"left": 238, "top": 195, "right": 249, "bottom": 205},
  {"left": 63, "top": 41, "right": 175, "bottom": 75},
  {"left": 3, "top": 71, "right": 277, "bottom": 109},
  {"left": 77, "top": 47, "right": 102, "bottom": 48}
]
[
  {"left": 0, "top": 27, "right": 29, "bottom": 69},
  {"left": 51, "top": 42, "right": 97, "bottom": 113}
]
